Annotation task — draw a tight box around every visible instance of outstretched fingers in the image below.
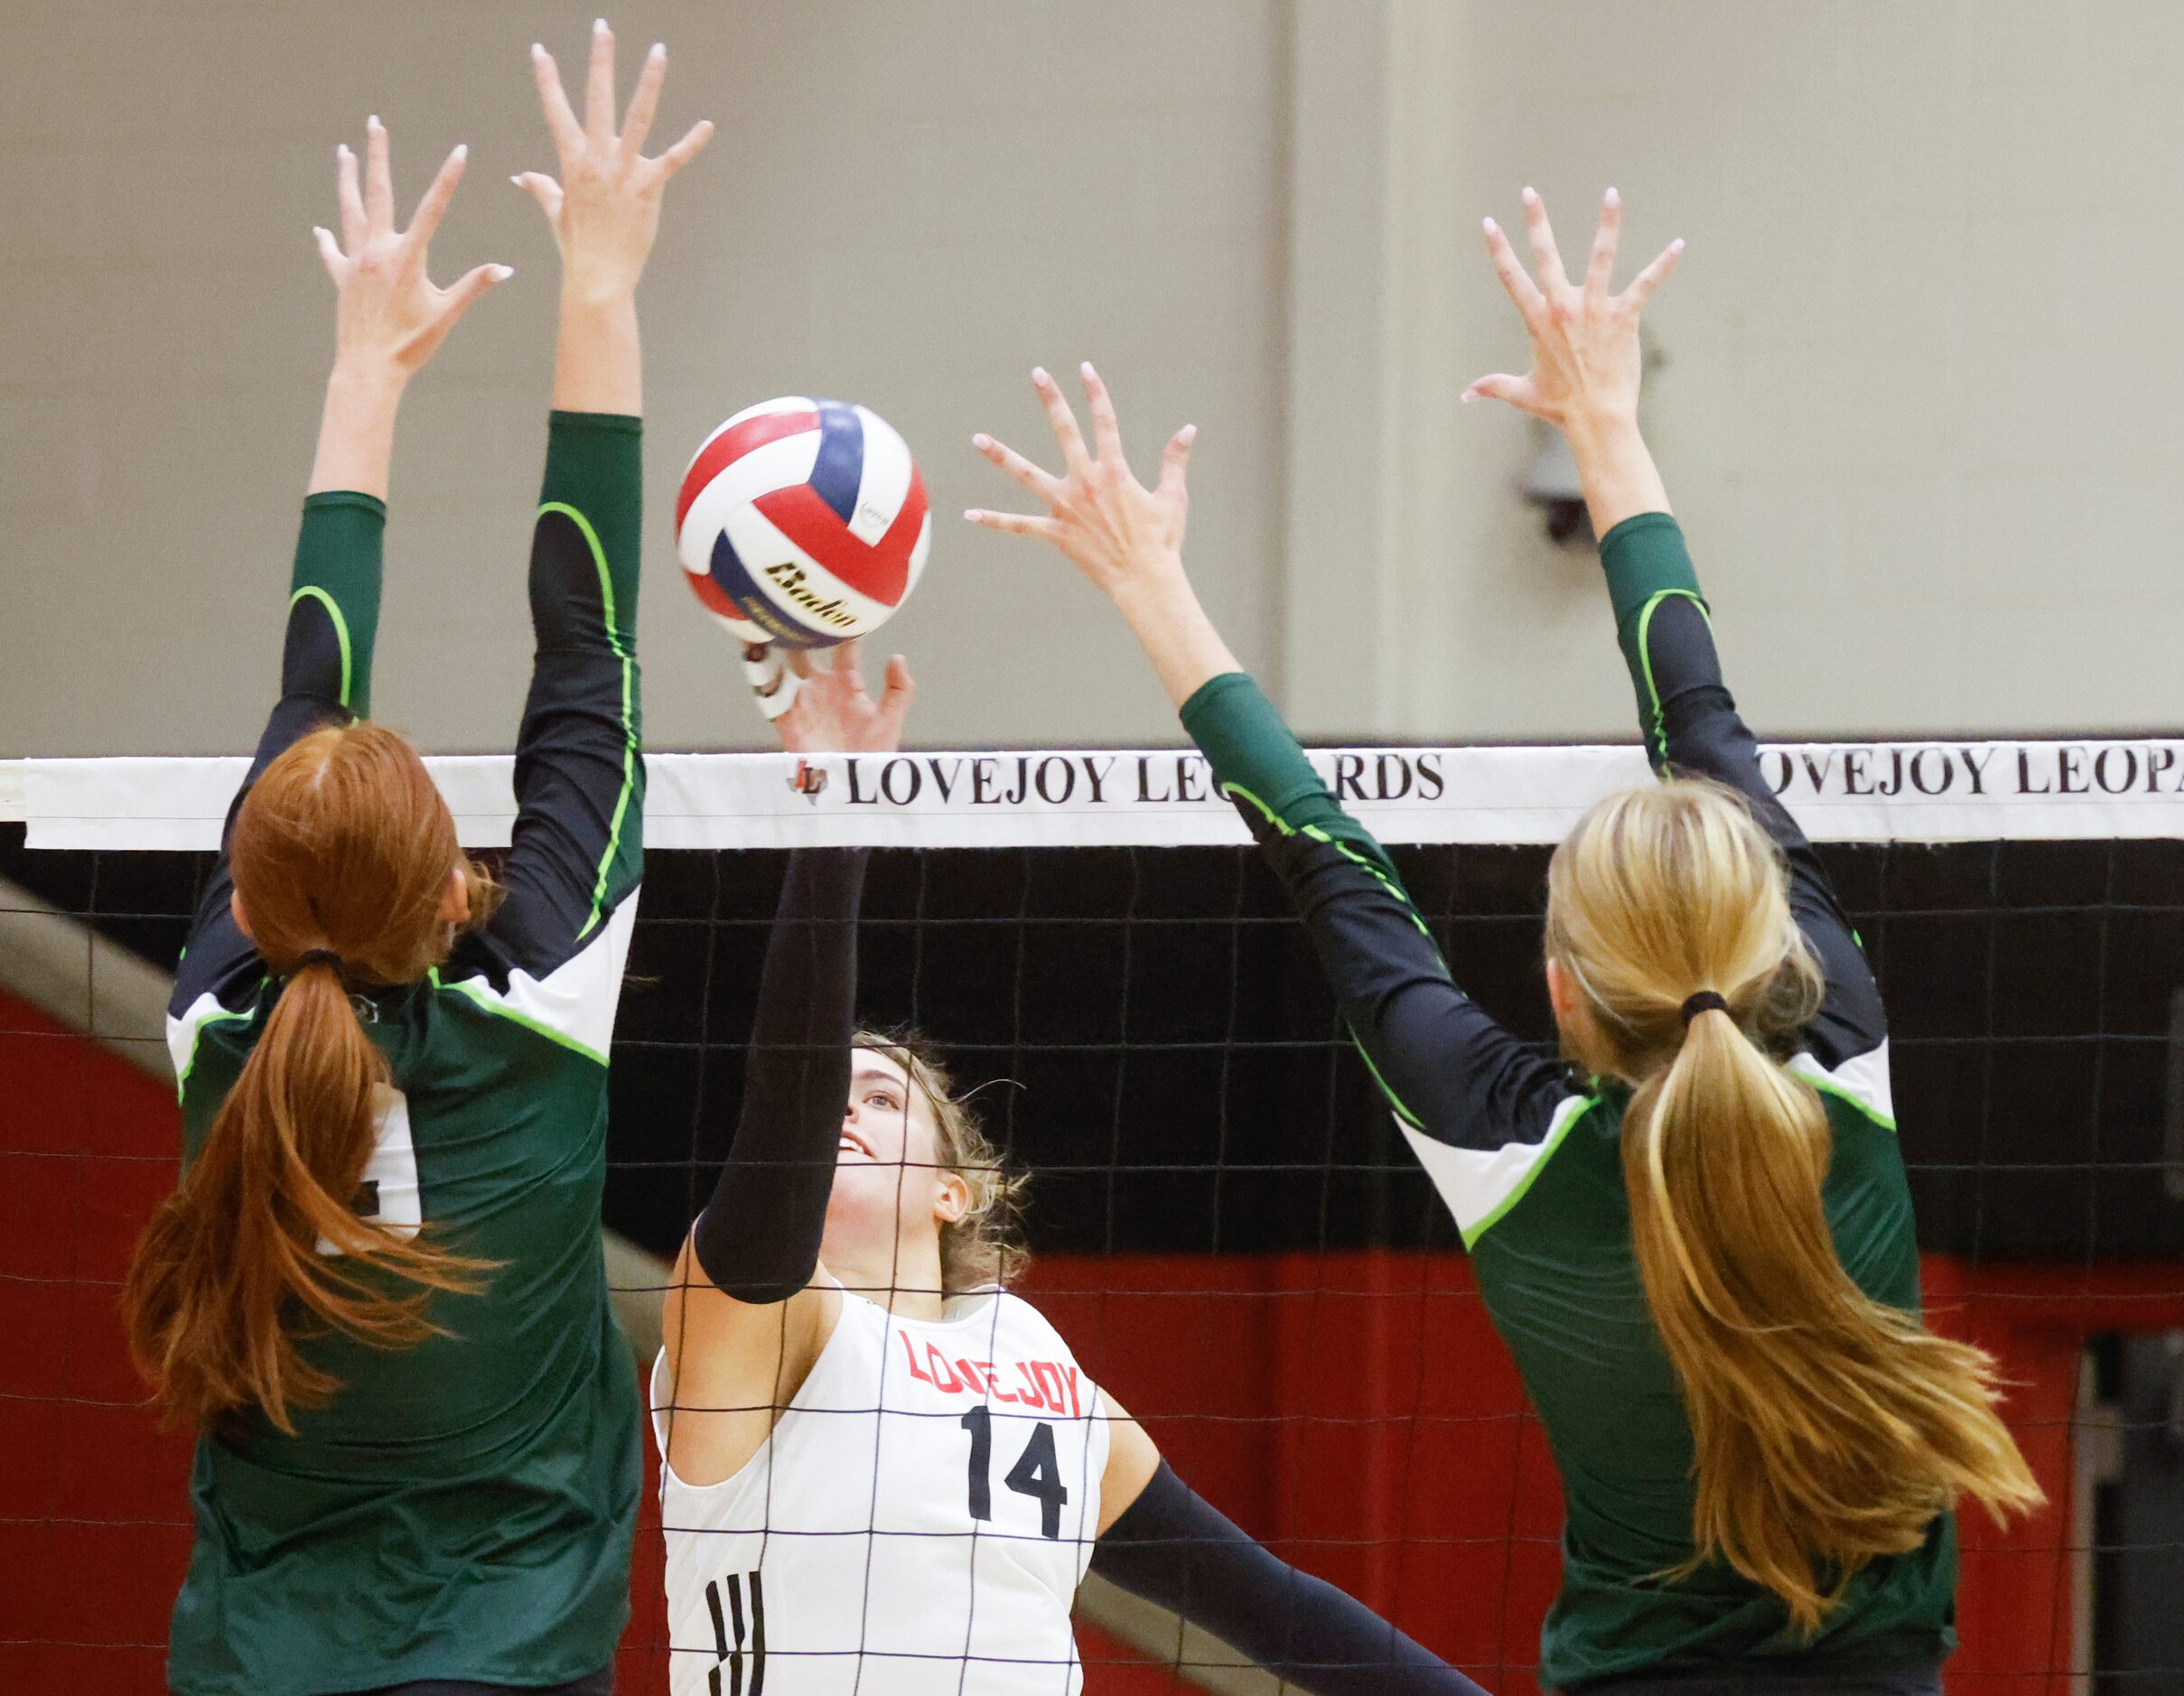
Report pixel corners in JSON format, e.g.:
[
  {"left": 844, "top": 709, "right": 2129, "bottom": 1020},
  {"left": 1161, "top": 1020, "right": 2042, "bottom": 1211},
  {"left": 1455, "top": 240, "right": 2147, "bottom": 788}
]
[
  {"left": 1079, "top": 362, "right": 1124, "bottom": 463},
  {"left": 1620, "top": 237, "right": 1685, "bottom": 311},
  {"left": 1156, "top": 424, "right": 1197, "bottom": 499},
  {"left": 530, "top": 43, "right": 583, "bottom": 157},
  {"left": 511, "top": 171, "right": 565, "bottom": 222},
  {"left": 1030, "top": 367, "right": 1091, "bottom": 473},
  {"left": 1461, "top": 372, "right": 1542, "bottom": 415},
  {"left": 405, "top": 145, "right": 469, "bottom": 252},
  {"left": 364, "top": 116, "right": 395, "bottom": 232},
  {"left": 973, "top": 432, "right": 1062, "bottom": 507},
  {"left": 1583, "top": 188, "right": 1621, "bottom": 301},
  {"left": 335, "top": 144, "right": 367, "bottom": 252},
  {"left": 1519, "top": 186, "right": 1570, "bottom": 293},
  {"left": 621, "top": 42, "right": 666, "bottom": 157},
  {"left": 876, "top": 654, "right": 917, "bottom": 740},
  {"left": 1482, "top": 218, "right": 1546, "bottom": 325},
  {"left": 583, "top": 19, "right": 618, "bottom": 144},
  {"left": 312, "top": 224, "right": 345, "bottom": 283},
  {"left": 438, "top": 263, "right": 514, "bottom": 325},
  {"left": 652, "top": 119, "right": 714, "bottom": 181},
  {"left": 965, "top": 508, "right": 1063, "bottom": 542}
]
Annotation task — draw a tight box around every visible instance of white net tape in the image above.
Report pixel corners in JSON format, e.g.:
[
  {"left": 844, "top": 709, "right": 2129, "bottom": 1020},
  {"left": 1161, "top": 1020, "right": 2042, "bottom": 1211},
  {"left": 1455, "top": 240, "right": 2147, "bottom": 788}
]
[{"left": 7, "top": 740, "right": 2184, "bottom": 851}]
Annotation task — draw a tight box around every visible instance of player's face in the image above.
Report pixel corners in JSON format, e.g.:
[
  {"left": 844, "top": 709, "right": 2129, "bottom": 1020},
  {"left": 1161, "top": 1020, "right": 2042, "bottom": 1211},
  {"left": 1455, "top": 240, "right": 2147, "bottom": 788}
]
[
  {"left": 836, "top": 1053, "right": 929, "bottom": 1172},
  {"left": 826, "top": 1049, "right": 963, "bottom": 1272}
]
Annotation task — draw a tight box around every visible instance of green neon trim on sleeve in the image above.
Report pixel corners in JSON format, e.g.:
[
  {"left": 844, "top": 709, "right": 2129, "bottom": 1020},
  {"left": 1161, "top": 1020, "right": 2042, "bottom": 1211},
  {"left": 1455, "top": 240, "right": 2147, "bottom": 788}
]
[
  {"left": 1633, "top": 588, "right": 1708, "bottom": 774},
  {"left": 289, "top": 585, "right": 355, "bottom": 711},
  {"left": 1302, "top": 824, "right": 1434, "bottom": 939},
  {"left": 538, "top": 501, "right": 626, "bottom": 640},
  {"left": 1348, "top": 1024, "right": 1427, "bottom": 1130},
  {"left": 1219, "top": 782, "right": 1296, "bottom": 837},
  {"left": 1225, "top": 783, "right": 1429, "bottom": 935},
  {"left": 1461, "top": 1093, "right": 1600, "bottom": 1249},
  {"left": 537, "top": 499, "right": 639, "bottom": 942},
  {"left": 442, "top": 974, "right": 609, "bottom": 1067}
]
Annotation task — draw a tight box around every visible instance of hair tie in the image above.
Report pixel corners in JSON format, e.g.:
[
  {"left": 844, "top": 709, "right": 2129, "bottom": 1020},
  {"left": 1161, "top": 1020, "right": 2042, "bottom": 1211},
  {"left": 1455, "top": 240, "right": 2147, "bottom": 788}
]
[
  {"left": 294, "top": 949, "right": 347, "bottom": 978},
  {"left": 1680, "top": 990, "right": 1729, "bottom": 1024}
]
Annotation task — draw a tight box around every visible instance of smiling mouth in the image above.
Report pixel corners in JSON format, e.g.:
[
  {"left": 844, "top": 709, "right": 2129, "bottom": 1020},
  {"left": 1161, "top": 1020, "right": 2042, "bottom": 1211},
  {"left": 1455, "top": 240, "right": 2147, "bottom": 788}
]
[{"left": 839, "top": 1129, "right": 874, "bottom": 1159}]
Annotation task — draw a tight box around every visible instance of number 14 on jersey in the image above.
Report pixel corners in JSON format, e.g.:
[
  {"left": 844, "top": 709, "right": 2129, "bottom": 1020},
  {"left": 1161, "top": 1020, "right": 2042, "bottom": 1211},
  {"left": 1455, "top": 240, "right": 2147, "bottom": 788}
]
[{"left": 958, "top": 1407, "right": 1069, "bottom": 1540}]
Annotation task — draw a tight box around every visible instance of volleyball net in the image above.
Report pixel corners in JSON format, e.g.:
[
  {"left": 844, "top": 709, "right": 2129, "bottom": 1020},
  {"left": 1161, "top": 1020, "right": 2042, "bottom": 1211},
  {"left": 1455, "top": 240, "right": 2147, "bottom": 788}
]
[{"left": 5, "top": 739, "right": 2184, "bottom": 1693}]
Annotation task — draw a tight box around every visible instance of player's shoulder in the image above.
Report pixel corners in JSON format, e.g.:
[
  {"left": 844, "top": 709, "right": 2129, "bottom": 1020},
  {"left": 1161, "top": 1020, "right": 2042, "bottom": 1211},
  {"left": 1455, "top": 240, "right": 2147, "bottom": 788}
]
[
  {"left": 991, "top": 1290, "right": 1100, "bottom": 1382},
  {"left": 1789, "top": 1036, "right": 1896, "bottom": 1134},
  {"left": 430, "top": 918, "right": 632, "bottom": 1069}
]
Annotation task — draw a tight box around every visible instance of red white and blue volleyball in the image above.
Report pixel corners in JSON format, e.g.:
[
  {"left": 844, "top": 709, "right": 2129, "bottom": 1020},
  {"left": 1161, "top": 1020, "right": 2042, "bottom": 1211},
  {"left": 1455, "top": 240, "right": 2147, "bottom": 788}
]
[{"left": 676, "top": 396, "right": 931, "bottom": 648}]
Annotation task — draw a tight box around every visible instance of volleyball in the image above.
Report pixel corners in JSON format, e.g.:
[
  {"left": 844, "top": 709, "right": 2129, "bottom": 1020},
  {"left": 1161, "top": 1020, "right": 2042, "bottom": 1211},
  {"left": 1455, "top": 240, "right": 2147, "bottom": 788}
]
[{"left": 676, "top": 396, "right": 931, "bottom": 648}]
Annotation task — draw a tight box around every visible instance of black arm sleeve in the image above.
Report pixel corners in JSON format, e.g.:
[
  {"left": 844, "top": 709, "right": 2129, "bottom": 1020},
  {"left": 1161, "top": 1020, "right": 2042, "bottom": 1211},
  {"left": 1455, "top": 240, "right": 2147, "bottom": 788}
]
[
  {"left": 1178, "top": 673, "right": 1584, "bottom": 1246},
  {"left": 1600, "top": 512, "right": 1886, "bottom": 1067},
  {"left": 489, "top": 412, "right": 647, "bottom": 977},
  {"left": 690, "top": 849, "right": 867, "bottom": 1302},
  {"left": 1090, "top": 1463, "right": 1489, "bottom": 1696}
]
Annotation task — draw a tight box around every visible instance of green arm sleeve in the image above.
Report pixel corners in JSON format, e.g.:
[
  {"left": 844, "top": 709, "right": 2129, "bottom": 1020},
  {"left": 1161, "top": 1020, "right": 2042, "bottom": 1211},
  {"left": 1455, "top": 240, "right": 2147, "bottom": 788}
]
[
  {"left": 173, "top": 490, "right": 388, "bottom": 1020},
  {"left": 1179, "top": 671, "right": 1398, "bottom": 879},
  {"left": 537, "top": 410, "right": 643, "bottom": 648},
  {"left": 1596, "top": 510, "right": 1703, "bottom": 772},
  {"left": 1177, "top": 670, "right": 1584, "bottom": 1218},
  {"left": 284, "top": 490, "right": 386, "bottom": 717}
]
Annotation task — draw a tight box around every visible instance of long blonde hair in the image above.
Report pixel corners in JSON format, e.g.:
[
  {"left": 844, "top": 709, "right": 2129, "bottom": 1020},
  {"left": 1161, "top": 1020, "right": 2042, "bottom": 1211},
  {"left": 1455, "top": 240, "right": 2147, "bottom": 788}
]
[
  {"left": 854, "top": 1029, "right": 1029, "bottom": 1292},
  {"left": 1544, "top": 778, "right": 2042, "bottom": 1634}
]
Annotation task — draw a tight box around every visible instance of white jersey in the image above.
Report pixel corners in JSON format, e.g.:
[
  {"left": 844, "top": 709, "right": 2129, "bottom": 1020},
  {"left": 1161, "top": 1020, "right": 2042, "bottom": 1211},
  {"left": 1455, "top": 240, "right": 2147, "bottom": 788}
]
[{"left": 652, "top": 1287, "right": 1111, "bottom": 1696}]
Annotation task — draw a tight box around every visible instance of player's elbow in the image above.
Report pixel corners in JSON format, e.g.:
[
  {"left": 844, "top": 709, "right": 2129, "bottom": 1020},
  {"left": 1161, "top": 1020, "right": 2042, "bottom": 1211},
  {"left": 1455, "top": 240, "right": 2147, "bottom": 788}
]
[{"left": 690, "top": 1214, "right": 820, "bottom": 1306}]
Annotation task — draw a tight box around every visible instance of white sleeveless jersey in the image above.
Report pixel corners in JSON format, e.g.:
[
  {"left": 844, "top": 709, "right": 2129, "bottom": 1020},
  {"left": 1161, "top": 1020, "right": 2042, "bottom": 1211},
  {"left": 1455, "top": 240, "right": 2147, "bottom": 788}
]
[{"left": 652, "top": 1288, "right": 1110, "bottom": 1696}]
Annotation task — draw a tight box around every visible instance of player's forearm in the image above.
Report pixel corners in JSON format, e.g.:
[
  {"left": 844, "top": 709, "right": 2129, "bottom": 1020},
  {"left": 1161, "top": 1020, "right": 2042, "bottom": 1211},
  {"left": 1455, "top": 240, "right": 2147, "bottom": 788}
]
[
  {"left": 1091, "top": 1462, "right": 1489, "bottom": 1695},
  {"left": 692, "top": 849, "right": 866, "bottom": 1302},
  {"left": 552, "top": 291, "right": 641, "bottom": 417},
  {"left": 534, "top": 410, "right": 644, "bottom": 646},
  {"left": 1563, "top": 407, "right": 1669, "bottom": 539},
  {"left": 1179, "top": 671, "right": 1349, "bottom": 843},
  {"left": 284, "top": 492, "right": 387, "bottom": 716},
  {"left": 1109, "top": 564, "right": 1242, "bottom": 712},
  {"left": 1596, "top": 511, "right": 1717, "bottom": 773},
  {"left": 307, "top": 363, "right": 406, "bottom": 500}
]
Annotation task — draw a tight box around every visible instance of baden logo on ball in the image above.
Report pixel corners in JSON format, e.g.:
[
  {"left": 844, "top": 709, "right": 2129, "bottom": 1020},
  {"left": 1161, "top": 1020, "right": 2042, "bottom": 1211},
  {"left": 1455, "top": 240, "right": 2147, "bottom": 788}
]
[{"left": 677, "top": 396, "right": 930, "bottom": 648}]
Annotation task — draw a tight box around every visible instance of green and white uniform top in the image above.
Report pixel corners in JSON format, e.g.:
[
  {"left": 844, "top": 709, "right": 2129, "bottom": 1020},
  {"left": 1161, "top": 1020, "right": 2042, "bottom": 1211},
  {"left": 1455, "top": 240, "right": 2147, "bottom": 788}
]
[
  {"left": 163, "top": 412, "right": 646, "bottom": 1696},
  {"left": 1180, "top": 514, "right": 1944, "bottom": 1692}
]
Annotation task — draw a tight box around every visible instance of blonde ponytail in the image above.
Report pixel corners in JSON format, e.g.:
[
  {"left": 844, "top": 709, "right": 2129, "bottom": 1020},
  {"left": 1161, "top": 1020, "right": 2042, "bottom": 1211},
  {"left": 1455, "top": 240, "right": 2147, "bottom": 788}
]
[{"left": 1547, "top": 780, "right": 2043, "bottom": 1634}]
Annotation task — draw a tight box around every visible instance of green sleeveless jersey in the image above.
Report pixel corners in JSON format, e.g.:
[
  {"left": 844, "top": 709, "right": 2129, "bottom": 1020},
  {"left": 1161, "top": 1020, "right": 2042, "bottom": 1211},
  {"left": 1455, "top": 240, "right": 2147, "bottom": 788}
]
[{"left": 163, "top": 413, "right": 646, "bottom": 1694}]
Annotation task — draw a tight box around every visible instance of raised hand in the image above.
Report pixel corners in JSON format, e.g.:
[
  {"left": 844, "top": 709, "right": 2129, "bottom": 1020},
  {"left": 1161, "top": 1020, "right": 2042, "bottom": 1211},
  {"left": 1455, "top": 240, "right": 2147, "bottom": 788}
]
[
  {"left": 518, "top": 20, "right": 713, "bottom": 304},
  {"left": 745, "top": 639, "right": 916, "bottom": 755},
  {"left": 966, "top": 364, "right": 1196, "bottom": 604},
  {"left": 313, "top": 116, "right": 510, "bottom": 384},
  {"left": 968, "top": 365, "right": 1237, "bottom": 710},
  {"left": 1463, "top": 187, "right": 1681, "bottom": 431}
]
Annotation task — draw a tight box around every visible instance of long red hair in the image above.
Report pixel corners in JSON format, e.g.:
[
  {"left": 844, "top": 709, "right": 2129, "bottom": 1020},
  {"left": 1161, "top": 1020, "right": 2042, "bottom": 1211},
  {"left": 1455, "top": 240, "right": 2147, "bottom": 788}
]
[{"left": 121, "top": 723, "right": 495, "bottom": 1433}]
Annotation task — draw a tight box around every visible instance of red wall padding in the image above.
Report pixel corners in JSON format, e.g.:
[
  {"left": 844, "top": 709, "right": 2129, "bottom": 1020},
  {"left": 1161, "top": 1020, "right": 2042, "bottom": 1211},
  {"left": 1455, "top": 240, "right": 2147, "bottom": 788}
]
[
  {"left": 0, "top": 992, "right": 197, "bottom": 1691},
  {"left": 6, "top": 987, "right": 2182, "bottom": 1695}
]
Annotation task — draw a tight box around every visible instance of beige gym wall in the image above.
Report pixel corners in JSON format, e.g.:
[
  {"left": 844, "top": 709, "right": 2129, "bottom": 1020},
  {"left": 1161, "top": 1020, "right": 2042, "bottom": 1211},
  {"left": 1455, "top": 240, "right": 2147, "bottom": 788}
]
[
  {"left": 0, "top": 0, "right": 1286, "bottom": 755},
  {"left": 2, "top": 2, "right": 2176, "bottom": 756}
]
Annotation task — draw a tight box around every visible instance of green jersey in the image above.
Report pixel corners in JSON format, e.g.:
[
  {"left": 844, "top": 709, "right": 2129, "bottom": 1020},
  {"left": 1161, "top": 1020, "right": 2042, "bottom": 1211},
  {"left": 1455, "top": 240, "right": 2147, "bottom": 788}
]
[
  {"left": 1180, "top": 514, "right": 1950, "bottom": 1691},
  {"left": 163, "top": 413, "right": 647, "bottom": 1695}
]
